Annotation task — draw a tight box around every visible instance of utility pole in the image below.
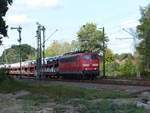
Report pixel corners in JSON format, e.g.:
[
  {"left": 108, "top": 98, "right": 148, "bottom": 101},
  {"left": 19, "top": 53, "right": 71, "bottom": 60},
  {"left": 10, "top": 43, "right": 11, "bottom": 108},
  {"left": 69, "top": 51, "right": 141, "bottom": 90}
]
[
  {"left": 36, "top": 23, "right": 42, "bottom": 79},
  {"left": 102, "top": 27, "right": 106, "bottom": 78},
  {"left": 41, "top": 28, "right": 58, "bottom": 78},
  {"left": 11, "top": 26, "right": 22, "bottom": 76},
  {"left": 36, "top": 23, "right": 47, "bottom": 79},
  {"left": 99, "top": 27, "right": 106, "bottom": 78},
  {"left": 42, "top": 26, "right": 46, "bottom": 78},
  {"left": 36, "top": 23, "right": 58, "bottom": 79}
]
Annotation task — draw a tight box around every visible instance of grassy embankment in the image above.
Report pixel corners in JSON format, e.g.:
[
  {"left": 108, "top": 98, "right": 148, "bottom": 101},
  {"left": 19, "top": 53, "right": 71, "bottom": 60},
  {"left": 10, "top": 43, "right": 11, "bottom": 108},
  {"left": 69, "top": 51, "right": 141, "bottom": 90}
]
[{"left": 0, "top": 68, "right": 149, "bottom": 113}]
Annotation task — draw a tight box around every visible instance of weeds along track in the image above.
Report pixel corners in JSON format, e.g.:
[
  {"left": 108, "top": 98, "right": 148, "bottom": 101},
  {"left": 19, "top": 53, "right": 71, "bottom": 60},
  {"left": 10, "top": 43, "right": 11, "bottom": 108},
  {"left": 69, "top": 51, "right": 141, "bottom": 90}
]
[{"left": 13, "top": 75, "right": 150, "bottom": 87}]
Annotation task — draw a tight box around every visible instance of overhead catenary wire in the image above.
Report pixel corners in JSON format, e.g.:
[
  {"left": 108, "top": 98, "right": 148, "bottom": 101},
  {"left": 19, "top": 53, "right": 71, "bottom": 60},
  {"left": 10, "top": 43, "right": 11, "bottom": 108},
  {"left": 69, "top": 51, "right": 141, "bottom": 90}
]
[{"left": 42, "top": 29, "right": 58, "bottom": 46}]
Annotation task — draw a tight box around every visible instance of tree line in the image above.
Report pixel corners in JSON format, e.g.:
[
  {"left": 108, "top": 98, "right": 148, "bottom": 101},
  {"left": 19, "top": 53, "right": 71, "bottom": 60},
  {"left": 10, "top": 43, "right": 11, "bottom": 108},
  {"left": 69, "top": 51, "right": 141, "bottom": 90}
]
[
  {"left": 0, "top": 44, "right": 36, "bottom": 64},
  {"left": 0, "top": 1, "right": 150, "bottom": 78}
]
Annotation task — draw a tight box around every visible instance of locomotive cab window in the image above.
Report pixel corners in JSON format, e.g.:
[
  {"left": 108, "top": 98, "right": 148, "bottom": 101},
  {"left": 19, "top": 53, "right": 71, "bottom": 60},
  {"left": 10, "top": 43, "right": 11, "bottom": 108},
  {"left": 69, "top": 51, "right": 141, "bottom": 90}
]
[
  {"left": 92, "top": 54, "right": 98, "bottom": 60},
  {"left": 83, "top": 54, "right": 90, "bottom": 60}
]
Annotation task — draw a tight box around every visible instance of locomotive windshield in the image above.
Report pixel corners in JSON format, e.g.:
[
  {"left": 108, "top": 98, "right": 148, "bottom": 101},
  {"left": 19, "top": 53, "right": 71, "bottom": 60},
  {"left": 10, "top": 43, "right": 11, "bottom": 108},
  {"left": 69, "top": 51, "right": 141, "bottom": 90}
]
[
  {"left": 91, "top": 53, "right": 98, "bottom": 60},
  {"left": 83, "top": 54, "right": 90, "bottom": 60}
]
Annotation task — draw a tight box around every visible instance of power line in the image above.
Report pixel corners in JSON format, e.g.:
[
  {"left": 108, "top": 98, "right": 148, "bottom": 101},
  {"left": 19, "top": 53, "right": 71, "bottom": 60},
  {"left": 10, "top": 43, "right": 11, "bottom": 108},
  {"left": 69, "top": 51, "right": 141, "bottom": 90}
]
[
  {"left": 43, "top": 29, "right": 58, "bottom": 46},
  {"left": 107, "top": 29, "right": 122, "bottom": 36},
  {"left": 122, "top": 28, "right": 138, "bottom": 54}
]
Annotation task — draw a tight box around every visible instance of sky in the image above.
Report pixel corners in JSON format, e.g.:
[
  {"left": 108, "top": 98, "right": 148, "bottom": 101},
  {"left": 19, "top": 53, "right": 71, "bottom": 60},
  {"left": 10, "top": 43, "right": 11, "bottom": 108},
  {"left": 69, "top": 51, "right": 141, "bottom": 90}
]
[{"left": 1, "top": 0, "right": 150, "bottom": 55}]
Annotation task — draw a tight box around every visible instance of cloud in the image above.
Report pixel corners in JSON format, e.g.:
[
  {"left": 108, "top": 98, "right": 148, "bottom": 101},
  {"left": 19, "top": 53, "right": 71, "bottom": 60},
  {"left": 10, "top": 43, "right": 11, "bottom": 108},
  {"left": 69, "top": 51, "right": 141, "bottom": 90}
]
[
  {"left": 5, "top": 14, "right": 36, "bottom": 25},
  {"left": 121, "top": 19, "right": 140, "bottom": 29},
  {"left": 20, "top": 0, "right": 63, "bottom": 9}
]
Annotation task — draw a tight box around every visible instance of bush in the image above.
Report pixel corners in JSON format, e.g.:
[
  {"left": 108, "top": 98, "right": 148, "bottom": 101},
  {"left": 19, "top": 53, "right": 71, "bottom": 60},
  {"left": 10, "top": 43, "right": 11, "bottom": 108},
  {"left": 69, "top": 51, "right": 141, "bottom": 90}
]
[
  {"left": 0, "top": 68, "right": 8, "bottom": 82},
  {"left": 140, "top": 71, "right": 150, "bottom": 79},
  {"left": 118, "top": 62, "right": 137, "bottom": 78}
]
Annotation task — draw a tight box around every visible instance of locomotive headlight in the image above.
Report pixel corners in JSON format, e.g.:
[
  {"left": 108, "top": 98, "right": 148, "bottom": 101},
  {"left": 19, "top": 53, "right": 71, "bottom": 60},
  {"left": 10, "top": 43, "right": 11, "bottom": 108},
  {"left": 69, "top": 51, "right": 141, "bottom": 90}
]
[
  {"left": 92, "top": 64, "right": 98, "bottom": 66},
  {"left": 83, "top": 64, "right": 90, "bottom": 67}
]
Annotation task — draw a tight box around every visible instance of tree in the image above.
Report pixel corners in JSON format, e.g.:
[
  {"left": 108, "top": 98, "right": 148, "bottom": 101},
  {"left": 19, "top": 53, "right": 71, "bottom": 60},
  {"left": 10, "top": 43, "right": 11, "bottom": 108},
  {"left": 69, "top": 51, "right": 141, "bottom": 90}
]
[
  {"left": 137, "top": 4, "right": 150, "bottom": 72},
  {"left": 112, "top": 53, "right": 137, "bottom": 78},
  {"left": 117, "top": 53, "right": 133, "bottom": 61},
  {"left": 70, "top": 40, "right": 80, "bottom": 51},
  {"left": 118, "top": 58, "right": 136, "bottom": 78},
  {"left": 105, "top": 49, "right": 116, "bottom": 76},
  {"left": 105, "top": 49, "right": 115, "bottom": 63},
  {"left": 45, "top": 40, "right": 62, "bottom": 56},
  {"left": 60, "top": 42, "right": 72, "bottom": 54},
  {"left": 77, "top": 22, "right": 108, "bottom": 53},
  {"left": 45, "top": 40, "right": 78, "bottom": 57},
  {"left": 0, "top": 44, "right": 36, "bottom": 64},
  {"left": 0, "top": 0, "right": 12, "bottom": 37}
]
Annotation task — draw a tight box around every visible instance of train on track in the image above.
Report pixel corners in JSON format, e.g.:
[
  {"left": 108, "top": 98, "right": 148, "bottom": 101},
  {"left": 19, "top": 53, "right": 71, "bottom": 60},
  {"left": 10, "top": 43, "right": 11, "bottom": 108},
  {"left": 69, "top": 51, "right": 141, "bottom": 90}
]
[{"left": 0, "top": 52, "right": 100, "bottom": 80}]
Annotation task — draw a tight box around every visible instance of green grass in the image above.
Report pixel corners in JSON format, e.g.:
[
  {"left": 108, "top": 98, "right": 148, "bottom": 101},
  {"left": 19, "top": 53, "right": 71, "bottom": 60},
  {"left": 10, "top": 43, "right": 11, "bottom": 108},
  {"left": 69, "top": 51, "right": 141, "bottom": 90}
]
[
  {"left": 18, "top": 94, "right": 49, "bottom": 104},
  {"left": 0, "top": 79, "right": 131, "bottom": 100},
  {"left": 53, "top": 99, "right": 150, "bottom": 113},
  {"left": 79, "top": 100, "right": 150, "bottom": 113},
  {"left": 0, "top": 79, "right": 27, "bottom": 93},
  {"left": 0, "top": 79, "right": 150, "bottom": 113},
  {"left": 20, "top": 94, "right": 50, "bottom": 112}
]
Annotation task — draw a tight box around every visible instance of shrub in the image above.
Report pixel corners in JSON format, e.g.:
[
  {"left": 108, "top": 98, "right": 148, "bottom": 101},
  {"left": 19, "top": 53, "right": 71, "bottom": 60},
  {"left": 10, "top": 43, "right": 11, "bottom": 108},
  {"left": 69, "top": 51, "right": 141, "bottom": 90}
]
[
  {"left": 140, "top": 71, "right": 150, "bottom": 79},
  {"left": 0, "top": 68, "right": 8, "bottom": 82}
]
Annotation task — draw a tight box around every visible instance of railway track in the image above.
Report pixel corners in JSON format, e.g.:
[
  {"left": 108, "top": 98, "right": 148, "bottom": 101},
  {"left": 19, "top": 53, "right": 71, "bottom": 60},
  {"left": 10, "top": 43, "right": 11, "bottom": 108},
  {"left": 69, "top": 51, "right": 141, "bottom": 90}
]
[
  {"left": 91, "top": 79, "right": 150, "bottom": 86},
  {"left": 49, "top": 79, "right": 150, "bottom": 86},
  {"left": 15, "top": 76, "right": 150, "bottom": 86}
]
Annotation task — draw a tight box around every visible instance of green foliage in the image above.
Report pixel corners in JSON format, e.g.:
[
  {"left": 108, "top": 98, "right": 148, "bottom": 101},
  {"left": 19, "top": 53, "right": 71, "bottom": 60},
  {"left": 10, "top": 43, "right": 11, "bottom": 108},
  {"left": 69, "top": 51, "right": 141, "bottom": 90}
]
[
  {"left": 77, "top": 22, "right": 108, "bottom": 53},
  {"left": 19, "top": 94, "right": 49, "bottom": 105},
  {"left": 105, "top": 49, "right": 115, "bottom": 63},
  {"left": 0, "top": 79, "right": 27, "bottom": 93},
  {"left": 55, "top": 99, "right": 149, "bottom": 113},
  {"left": 0, "top": 79, "right": 148, "bottom": 113},
  {"left": 45, "top": 40, "right": 61, "bottom": 56},
  {"left": 118, "top": 59, "right": 137, "bottom": 78},
  {"left": 117, "top": 53, "right": 133, "bottom": 61},
  {"left": 106, "top": 61, "right": 119, "bottom": 77},
  {"left": 137, "top": 4, "right": 150, "bottom": 72},
  {"left": 0, "top": 44, "right": 36, "bottom": 64},
  {"left": 45, "top": 40, "right": 79, "bottom": 56},
  {"left": 0, "top": 79, "right": 130, "bottom": 99},
  {"left": 78, "top": 100, "right": 148, "bottom": 113},
  {"left": 0, "top": 68, "right": 8, "bottom": 82},
  {"left": 0, "top": 0, "right": 13, "bottom": 37},
  {"left": 105, "top": 49, "right": 116, "bottom": 76},
  {"left": 105, "top": 52, "right": 137, "bottom": 78},
  {"left": 70, "top": 40, "right": 80, "bottom": 51},
  {"left": 25, "top": 85, "right": 130, "bottom": 101}
]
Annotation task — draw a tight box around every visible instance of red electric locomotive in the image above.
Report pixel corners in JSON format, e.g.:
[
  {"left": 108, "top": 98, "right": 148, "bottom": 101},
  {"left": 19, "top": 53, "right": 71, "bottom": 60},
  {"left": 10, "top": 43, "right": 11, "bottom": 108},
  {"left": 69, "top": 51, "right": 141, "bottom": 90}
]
[{"left": 58, "top": 52, "right": 100, "bottom": 79}]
